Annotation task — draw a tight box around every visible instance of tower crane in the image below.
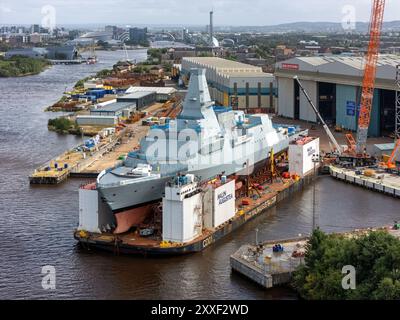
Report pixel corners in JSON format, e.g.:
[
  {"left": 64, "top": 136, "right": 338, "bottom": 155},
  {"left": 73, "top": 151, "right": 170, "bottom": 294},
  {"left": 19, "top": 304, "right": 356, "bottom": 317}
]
[{"left": 353, "top": 0, "right": 386, "bottom": 155}]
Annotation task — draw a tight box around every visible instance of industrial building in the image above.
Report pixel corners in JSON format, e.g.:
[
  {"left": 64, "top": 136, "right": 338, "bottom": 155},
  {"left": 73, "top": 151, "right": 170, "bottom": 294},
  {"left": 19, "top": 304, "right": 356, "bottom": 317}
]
[
  {"left": 125, "top": 86, "right": 177, "bottom": 102},
  {"left": 76, "top": 115, "right": 118, "bottom": 127},
  {"left": 128, "top": 27, "right": 147, "bottom": 44},
  {"left": 80, "top": 31, "right": 112, "bottom": 42},
  {"left": 275, "top": 55, "right": 400, "bottom": 137},
  {"left": 181, "top": 57, "right": 275, "bottom": 110},
  {"left": 5, "top": 47, "right": 48, "bottom": 59},
  {"left": 5, "top": 45, "right": 78, "bottom": 60},
  {"left": 90, "top": 101, "right": 135, "bottom": 117},
  {"left": 117, "top": 91, "right": 156, "bottom": 110}
]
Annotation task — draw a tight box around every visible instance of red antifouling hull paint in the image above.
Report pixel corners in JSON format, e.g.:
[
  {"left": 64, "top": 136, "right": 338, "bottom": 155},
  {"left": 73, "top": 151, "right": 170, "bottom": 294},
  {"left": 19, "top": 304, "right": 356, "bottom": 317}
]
[{"left": 113, "top": 204, "right": 153, "bottom": 234}]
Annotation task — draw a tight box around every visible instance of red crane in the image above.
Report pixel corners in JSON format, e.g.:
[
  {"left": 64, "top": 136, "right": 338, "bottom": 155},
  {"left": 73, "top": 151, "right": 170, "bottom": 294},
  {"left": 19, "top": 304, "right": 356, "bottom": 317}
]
[
  {"left": 387, "top": 139, "right": 400, "bottom": 169},
  {"left": 354, "top": 0, "right": 386, "bottom": 154}
]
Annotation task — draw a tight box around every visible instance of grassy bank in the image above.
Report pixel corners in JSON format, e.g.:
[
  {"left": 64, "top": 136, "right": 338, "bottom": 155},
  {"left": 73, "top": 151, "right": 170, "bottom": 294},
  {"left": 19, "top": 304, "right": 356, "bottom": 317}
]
[
  {"left": 0, "top": 55, "right": 50, "bottom": 77},
  {"left": 48, "top": 117, "right": 79, "bottom": 134}
]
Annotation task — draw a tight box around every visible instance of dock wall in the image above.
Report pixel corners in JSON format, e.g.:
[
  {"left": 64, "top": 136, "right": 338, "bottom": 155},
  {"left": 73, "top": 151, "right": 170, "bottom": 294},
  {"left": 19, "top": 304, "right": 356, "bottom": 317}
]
[{"left": 330, "top": 166, "right": 400, "bottom": 198}]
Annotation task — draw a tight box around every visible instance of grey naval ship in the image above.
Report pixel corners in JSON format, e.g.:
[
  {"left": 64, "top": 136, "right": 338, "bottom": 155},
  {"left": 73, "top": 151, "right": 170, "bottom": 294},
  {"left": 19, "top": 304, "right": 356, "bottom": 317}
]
[{"left": 96, "top": 68, "right": 304, "bottom": 233}]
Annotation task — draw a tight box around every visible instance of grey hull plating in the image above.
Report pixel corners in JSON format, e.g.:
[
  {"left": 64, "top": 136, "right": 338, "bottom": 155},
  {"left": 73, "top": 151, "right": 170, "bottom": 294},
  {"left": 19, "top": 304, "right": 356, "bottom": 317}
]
[
  {"left": 97, "top": 68, "right": 299, "bottom": 213},
  {"left": 98, "top": 141, "right": 288, "bottom": 212}
]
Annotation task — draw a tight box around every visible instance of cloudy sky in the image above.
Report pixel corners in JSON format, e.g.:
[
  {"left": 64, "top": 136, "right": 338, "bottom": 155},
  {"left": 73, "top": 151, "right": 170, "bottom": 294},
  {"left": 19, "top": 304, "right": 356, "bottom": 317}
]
[{"left": 0, "top": 0, "right": 398, "bottom": 26}]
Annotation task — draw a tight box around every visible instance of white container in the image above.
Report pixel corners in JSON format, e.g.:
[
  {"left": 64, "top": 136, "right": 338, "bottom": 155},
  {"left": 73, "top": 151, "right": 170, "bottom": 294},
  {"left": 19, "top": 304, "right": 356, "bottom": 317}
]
[
  {"left": 212, "top": 179, "right": 235, "bottom": 228},
  {"left": 78, "top": 187, "right": 114, "bottom": 233},
  {"left": 288, "top": 137, "right": 320, "bottom": 177},
  {"left": 162, "top": 181, "right": 202, "bottom": 243}
]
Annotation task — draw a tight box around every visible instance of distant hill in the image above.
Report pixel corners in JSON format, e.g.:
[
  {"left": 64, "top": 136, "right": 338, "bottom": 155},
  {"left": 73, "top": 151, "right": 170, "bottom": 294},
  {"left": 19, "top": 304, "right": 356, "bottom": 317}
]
[{"left": 219, "top": 21, "right": 400, "bottom": 33}]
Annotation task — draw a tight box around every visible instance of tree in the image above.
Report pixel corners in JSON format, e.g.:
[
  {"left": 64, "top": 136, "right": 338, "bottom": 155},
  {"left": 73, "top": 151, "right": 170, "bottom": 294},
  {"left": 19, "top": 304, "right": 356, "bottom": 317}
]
[
  {"left": 96, "top": 69, "right": 112, "bottom": 78},
  {"left": 373, "top": 278, "right": 400, "bottom": 300},
  {"left": 162, "top": 62, "right": 172, "bottom": 72},
  {"left": 292, "top": 230, "right": 400, "bottom": 300}
]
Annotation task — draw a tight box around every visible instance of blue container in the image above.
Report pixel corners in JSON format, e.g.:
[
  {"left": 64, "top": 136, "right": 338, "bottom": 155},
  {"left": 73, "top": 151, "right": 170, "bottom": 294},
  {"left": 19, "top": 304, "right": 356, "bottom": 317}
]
[
  {"left": 89, "top": 89, "right": 106, "bottom": 99},
  {"left": 128, "top": 151, "right": 139, "bottom": 158},
  {"left": 288, "top": 126, "right": 296, "bottom": 135}
]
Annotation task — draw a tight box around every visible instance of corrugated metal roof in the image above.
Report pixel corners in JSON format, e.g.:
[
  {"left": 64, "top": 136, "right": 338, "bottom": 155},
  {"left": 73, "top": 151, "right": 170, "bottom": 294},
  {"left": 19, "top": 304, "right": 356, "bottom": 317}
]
[
  {"left": 293, "top": 54, "right": 400, "bottom": 68},
  {"left": 221, "top": 71, "right": 272, "bottom": 78},
  {"left": 91, "top": 101, "right": 134, "bottom": 113},
  {"left": 119, "top": 91, "right": 156, "bottom": 99},
  {"left": 126, "top": 86, "right": 177, "bottom": 94},
  {"left": 277, "top": 54, "right": 400, "bottom": 80},
  {"left": 183, "top": 57, "right": 261, "bottom": 70},
  {"left": 77, "top": 115, "right": 117, "bottom": 119},
  {"left": 374, "top": 143, "right": 395, "bottom": 151},
  {"left": 297, "top": 56, "right": 329, "bottom": 66}
]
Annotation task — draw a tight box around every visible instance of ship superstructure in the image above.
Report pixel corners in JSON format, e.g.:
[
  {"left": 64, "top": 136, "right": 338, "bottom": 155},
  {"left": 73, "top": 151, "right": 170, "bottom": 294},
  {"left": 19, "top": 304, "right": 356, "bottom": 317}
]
[{"left": 96, "top": 68, "right": 301, "bottom": 233}]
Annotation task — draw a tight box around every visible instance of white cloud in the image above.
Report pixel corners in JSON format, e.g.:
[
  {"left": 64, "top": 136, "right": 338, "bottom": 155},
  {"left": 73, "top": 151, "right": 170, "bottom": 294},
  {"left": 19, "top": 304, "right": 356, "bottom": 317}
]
[{"left": 0, "top": 6, "right": 12, "bottom": 13}]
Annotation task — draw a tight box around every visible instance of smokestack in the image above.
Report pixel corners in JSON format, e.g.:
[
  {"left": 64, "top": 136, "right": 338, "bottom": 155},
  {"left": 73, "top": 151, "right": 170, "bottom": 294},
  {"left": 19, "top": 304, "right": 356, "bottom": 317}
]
[{"left": 209, "top": 10, "right": 214, "bottom": 47}]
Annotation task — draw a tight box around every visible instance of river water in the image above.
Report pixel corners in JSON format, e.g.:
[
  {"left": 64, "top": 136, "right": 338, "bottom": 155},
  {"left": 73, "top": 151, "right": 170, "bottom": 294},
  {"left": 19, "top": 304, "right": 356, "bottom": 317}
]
[{"left": 0, "top": 50, "right": 399, "bottom": 299}]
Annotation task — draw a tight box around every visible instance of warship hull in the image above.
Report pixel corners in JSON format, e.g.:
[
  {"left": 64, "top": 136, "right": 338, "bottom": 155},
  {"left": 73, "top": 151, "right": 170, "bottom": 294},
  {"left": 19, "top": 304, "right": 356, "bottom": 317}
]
[
  {"left": 95, "top": 68, "right": 305, "bottom": 233},
  {"left": 98, "top": 140, "right": 289, "bottom": 214}
]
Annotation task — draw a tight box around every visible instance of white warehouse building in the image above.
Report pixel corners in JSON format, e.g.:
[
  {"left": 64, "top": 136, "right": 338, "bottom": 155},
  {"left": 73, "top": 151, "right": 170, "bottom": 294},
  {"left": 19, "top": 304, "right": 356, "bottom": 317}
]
[
  {"left": 181, "top": 57, "right": 275, "bottom": 111},
  {"left": 275, "top": 55, "right": 400, "bottom": 137},
  {"left": 125, "top": 86, "right": 177, "bottom": 102}
]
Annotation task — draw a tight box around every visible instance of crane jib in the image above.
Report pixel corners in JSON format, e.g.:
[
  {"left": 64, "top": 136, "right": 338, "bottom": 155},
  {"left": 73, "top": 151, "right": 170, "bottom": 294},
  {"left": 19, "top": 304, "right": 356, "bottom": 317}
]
[{"left": 356, "top": 0, "right": 386, "bottom": 154}]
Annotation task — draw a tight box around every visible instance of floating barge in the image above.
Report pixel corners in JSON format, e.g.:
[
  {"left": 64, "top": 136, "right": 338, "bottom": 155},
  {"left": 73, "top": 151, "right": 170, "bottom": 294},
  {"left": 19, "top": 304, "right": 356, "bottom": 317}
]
[
  {"left": 74, "top": 136, "right": 320, "bottom": 256},
  {"left": 29, "top": 168, "right": 70, "bottom": 185},
  {"left": 29, "top": 131, "right": 124, "bottom": 185},
  {"left": 74, "top": 172, "right": 315, "bottom": 255},
  {"left": 329, "top": 165, "right": 400, "bottom": 198}
]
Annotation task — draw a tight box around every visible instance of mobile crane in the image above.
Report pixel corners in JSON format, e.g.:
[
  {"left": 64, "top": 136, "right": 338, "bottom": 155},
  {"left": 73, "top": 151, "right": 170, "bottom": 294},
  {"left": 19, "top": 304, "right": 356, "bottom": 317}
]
[{"left": 294, "top": 76, "right": 342, "bottom": 155}]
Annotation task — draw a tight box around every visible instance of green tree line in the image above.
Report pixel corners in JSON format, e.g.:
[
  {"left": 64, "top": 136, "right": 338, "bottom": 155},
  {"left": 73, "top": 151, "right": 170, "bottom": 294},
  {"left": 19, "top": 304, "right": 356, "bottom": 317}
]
[
  {"left": 293, "top": 229, "right": 400, "bottom": 300},
  {"left": 0, "top": 55, "right": 50, "bottom": 77}
]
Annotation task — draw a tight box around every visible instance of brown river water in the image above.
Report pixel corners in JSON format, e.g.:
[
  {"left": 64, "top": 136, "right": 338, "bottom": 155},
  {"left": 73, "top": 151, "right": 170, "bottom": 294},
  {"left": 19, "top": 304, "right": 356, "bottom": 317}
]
[{"left": 0, "top": 50, "right": 398, "bottom": 299}]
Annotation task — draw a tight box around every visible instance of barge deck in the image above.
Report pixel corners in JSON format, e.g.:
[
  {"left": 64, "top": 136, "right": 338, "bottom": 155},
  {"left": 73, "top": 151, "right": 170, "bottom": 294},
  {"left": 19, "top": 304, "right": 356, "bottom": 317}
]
[{"left": 74, "top": 172, "right": 315, "bottom": 256}]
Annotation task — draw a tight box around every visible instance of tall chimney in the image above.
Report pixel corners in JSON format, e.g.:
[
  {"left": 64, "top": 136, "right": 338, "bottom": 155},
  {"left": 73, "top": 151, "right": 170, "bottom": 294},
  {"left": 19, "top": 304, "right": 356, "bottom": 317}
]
[{"left": 209, "top": 11, "right": 214, "bottom": 47}]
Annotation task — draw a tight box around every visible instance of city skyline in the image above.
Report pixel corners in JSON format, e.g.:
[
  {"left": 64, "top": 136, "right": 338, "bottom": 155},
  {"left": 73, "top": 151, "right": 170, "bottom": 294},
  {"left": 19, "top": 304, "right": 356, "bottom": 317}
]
[{"left": 1, "top": 0, "right": 399, "bottom": 26}]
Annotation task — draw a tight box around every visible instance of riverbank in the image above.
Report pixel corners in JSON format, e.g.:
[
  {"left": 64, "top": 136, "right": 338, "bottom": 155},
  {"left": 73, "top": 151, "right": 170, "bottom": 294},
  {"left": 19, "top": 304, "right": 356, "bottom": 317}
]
[
  {"left": 232, "top": 225, "right": 400, "bottom": 299},
  {"left": 46, "top": 48, "right": 170, "bottom": 114},
  {"left": 0, "top": 56, "right": 50, "bottom": 77},
  {"left": 2, "top": 49, "right": 399, "bottom": 299}
]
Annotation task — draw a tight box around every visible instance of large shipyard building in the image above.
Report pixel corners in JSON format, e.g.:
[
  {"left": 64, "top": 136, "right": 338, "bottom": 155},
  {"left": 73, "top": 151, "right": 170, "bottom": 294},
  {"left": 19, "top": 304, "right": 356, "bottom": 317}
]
[
  {"left": 181, "top": 57, "right": 275, "bottom": 110},
  {"left": 275, "top": 55, "right": 400, "bottom": 137}
]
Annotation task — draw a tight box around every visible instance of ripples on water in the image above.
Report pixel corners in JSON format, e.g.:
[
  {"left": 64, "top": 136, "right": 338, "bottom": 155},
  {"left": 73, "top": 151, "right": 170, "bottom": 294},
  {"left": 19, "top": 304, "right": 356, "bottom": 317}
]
[{"left": 0, "top": 50, "right": 399, "bottom": 299}]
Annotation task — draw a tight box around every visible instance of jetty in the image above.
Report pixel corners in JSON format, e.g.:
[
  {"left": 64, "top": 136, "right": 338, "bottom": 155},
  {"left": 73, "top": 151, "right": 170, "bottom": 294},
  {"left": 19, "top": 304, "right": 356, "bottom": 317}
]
[{"left": 230, "top": 227, "right": 400, "bottom": 289}]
